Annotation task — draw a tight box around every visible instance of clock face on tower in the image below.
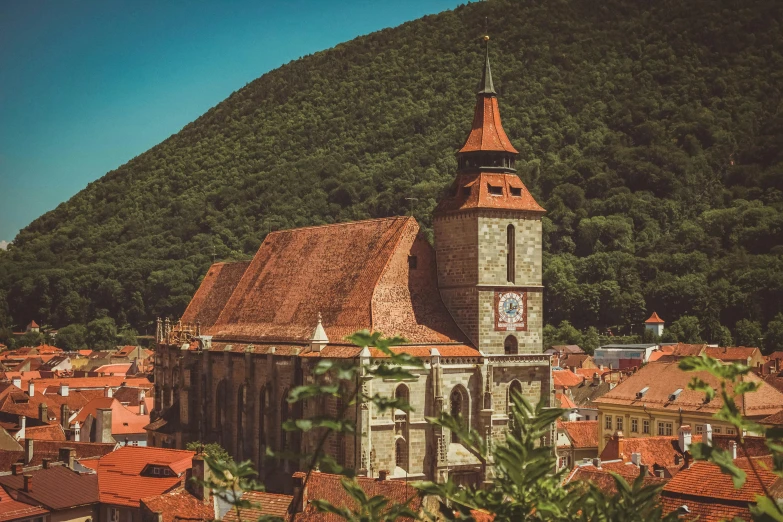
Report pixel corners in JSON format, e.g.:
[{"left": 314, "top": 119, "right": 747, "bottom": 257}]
[{"left": 495, "top": 291, "right": 527, "bottom": 331}]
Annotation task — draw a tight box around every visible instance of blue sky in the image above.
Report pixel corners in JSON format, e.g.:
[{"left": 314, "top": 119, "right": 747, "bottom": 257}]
[{"left": 0, "top": 0, "right": 463, "bottom": 247}]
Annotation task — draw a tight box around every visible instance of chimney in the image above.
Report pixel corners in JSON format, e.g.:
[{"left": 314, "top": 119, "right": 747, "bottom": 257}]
[
  {"left": 61, "top": 404, "right": 70, "bottom": 430},
  {"left": 27, "top": 381, "right": 34, "bottom": 397},
  {"left": 104, "top": 386, "right": 113, "bottom": 398},
  {"left": 730, "top": 441, "right": 738, "bottom": 460},
  {"left": 378, "top": 470, "right": 389, "bottom": 480},
  {"left": 12, "top": 377, "right": 21, "bottom": 388},
  {"left": 616, "top": 431, "right": 625, "bottom": 459},
  {"left": 95, "top": 408, "right": 114, "bottom": 443},
  {"left": 592, "top": 458, "right": 601, "bottom": 468},
  {"left": 291, "top": 474, "right": 308, "bottom": 514},
  {"left": 23, "top": 474, "right": 32, "bottom": 493},
  {"left": 58, "top": 447, "right": 75, "bottom": 470},
  {"left": 42, "top": 458, "right": 50, "bottom": 469},
  {"left": 684, "top": 452, "right": 692, "bottom": 469},
  {"left": 39, "top": 402, "right": 48, "bottom": 423},
  {"left": 139, "top": 391, "right": 147, "bottom": 415},
  {"left": 59, "top": 383, "right": 69, "bottom": 397},
  {"left": 630, "top": 452, "right": 642, "bottom": 466},
  {"left": 592, "top": 373, "right": 601, "bottom": 385},
  {"left": 703, "top": 424, "right": 713, "bottom": 446},
  {"left": 12, "top": 463, "right": 23, "bottom": 475},
  {"left": 678, "top": 425, "right": 692, "bottom": 453},
  {"left": 24, "top": 438, "right": 34, "bottom": 465},
  {"left": 640, "top": 464, "right": 648, "bottom": 477},
  {"left": 188, "top": 455, "right": 210, "bottom": 503},
  {"left": 16, "top": 415, "right": 26, "bottom": 440},
  {"left": 73, "top": 421, "right": 81, "bottom": 442}
]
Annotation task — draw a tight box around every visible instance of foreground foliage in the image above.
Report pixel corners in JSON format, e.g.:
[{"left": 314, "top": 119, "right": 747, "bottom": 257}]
[{"left": 1, "top": 0, "right": 782, "bottom": 348}]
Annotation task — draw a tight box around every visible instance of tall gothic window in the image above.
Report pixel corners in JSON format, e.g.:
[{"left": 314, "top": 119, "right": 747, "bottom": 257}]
[
  {"left": 236, "top": 385, "right": 246, "bottom": 459},
  {"left": 504, "top": 335, "right": 518, "bottom": 355},
  {"left": 395, "top": 437, "right": 408, "bottom": 471},
  {"left": 258, "top": 387, "right": 267, "bottom": 449},
  {"left": 450, "top": 386, "right": 468, "bottom": 443},
  {"left": 507, "top": 224, "right": 516, "bottom": 283},
  {"left": 215, "top": 380, "right": 227, "bottom": 445}
]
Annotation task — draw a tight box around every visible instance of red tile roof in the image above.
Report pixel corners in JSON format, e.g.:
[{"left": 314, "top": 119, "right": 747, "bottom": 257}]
[
  {"left": 71, "top": 397, "right": 150, "bottom": 435},
  {"left": 593, "top": 362, "right": 783, "bottom": 416},
  {"left": 96, "top": 446, "right": 195, "bottom": 507},
  {"left": 24, "top": 424, "right": 65, "bottom": 441},
  {"left": 0, "top": 486, "right": 48, "bottom": 522},
  {"left": 552, "top": 369, "right": 585, "bottom": 390},
  {"left": 559, "top": 421, "right": 598, "bottom": 448},
  {"left": 206, "top": 217, "right": 467, "bottom": 346},
  {"left": 0, "top": 464, "right": 99, "bottom": 509},
  {"left": 704, "top": 346, "right": 761, "bottom": 363},
  {"left": 645, "top": 312, "right": 664, "bottom": 324},
  {"left": 434, "top": 173, "right": 544, "bottom": 214},
  {"left": 660, "top": 458, "right": 778, "bottom": 521},
  {"left": 23, "top": 440, "right": 116, "bottom": 467},
  {"left": 459, "top": 96, "right": 518, "bottom": 153},
  {"left": 93, "top": 363, "right": 133, "bottom": 376},
  {"left": 141, "top": 488, "right": 214, "bottom": 522},
  {"left": 601, "top": 435, "right": 682, "bottom": 468},
  {"left": 291, "top": 471, "right": 422, "bottom": 521},
  {"left": 222, "top": 490, "right": 292, "bottom": 522},
  {"left": 180, "top": 261, "right": 251, "bottom": 330},
  {"left": 761, "top": 409, "right": 783, "bottom": 425},
  {"left": 564, "top": 461, "right": 666, "bottom": 495},
  {"left": 556, "top": 393, "right": 577, "bottom": 410}
]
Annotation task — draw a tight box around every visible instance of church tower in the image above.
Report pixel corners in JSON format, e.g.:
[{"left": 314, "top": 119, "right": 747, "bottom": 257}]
[{"left": 434, "top": 39, "right": 545, "bottom": 355}]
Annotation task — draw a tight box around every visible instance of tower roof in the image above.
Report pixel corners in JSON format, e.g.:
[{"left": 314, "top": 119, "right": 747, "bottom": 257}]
[
  {"left": 458, "top": 40, "right": 518, "bottom": 154},
  {"left": 645, "top": 312, "right": 664, "bottom": 324}
]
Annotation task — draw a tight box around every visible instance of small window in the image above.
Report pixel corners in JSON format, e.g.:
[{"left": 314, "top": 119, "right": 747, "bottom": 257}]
[
  {"left": 604, "top": 415, "right": 612, "bottom": 430},
  {"left": 408, "top": 255, "right": 418, "bottom": 270},
  {"left": 726, "top": 427, "right": 736, "bottom": 435},
  {"left": 488, "top": 184, "right": 503, "bottom": 196},
  {"left": 462, "top": 186, "right": 472, "bottom": 197},
  {"left": 510, "top": 187, "right": 522, "bottom": 197},
  {"left": 616, "top": 417, "right": 623, "bottom": 432},
  {"left": 714, "top": 426, "right": 722, "bottom": 434},
  {"left": 643, "top": 419, "right": 650, "bottom": 434},
  {"left": 164, "top": 468, "right": 171, "bottom": 476},
  {"left": 153, "top": 467, "right": 160, "bottom": 475},
  {"left": 695, "top": 424, "right": 703, "bottom": 435},
  {"left": 631, "top": 418, "right": 638, "bottom": 433},
  {"left": 658, "top": 422, "right": 673, "bottom": 436}
]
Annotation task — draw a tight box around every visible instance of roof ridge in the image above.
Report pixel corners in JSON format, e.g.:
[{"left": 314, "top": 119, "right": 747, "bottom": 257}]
[{"left": 264, "top": 216, "right": 412, "bottom": 237}]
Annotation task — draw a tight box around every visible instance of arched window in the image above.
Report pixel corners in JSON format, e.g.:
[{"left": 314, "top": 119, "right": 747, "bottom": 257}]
[
  {"left": 395, "top": 384, "right": 410, "bottom": 412},
  {"left": 200, "top": 374, "right": 207, "bottom": 437},
  {"left": 236, "top": 385, "right": 246, "bottom": 460},
  {"left": 504, "top": 335, "right": 518, "bottom": 355},
  {"left": 450, "top": 386, "right": 468, "bottom": 443},
  {"left": 258, "top": 387, "right": 267, "bottom": 449},
  {"left": 280, "top": 392, "right": 289, "bottom": 453},
  {"left": 507, "top": 224, "right": 516, "bottom": 283},
  {"left": 395, "top": 437, "right": 408, "bottom": 471}
]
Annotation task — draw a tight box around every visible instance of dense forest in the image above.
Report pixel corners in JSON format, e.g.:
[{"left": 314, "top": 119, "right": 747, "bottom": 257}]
[{"left": 1, "top": 0, "right": 782, "bottom": 349}]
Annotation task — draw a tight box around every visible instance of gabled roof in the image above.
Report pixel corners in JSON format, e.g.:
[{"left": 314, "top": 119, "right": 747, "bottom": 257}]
[
  {"left": 141, "top": 488, "right": 214, "bottom": 522},
  {"left": 704, "top": 346, "right": 761, "bottom": 362},
  {"left": 570, "top": 378, "right": 612, "bottom": 407},
  {"left": 553, "top": 369, "right": 584, "bottom": 390},
  {"left": 222, "top": 491, "right": 292, "bottom": 522},
  {"left": 180, "top": 261, "right": 251, "bottom": 330},
  {"left": 22, "top": 440, "right": 116, "bottom": 467},
  {"left": 71, "top": 397, "right": 149, "bottom": 435},
  {"left": 593, "top": 362, "right": 783, "bottom": 416},
  {"left": 564, "top": 460, "right": 665, "bottom": 495},
  {"left": 559, "top": 421, "right": 598, "bottom": 448},
  {"left": 0, "top": 465, "right": 99, "bottom": 509},
  {"left": 0, "top": 486, "right": 48, "bottom": 521},
  {"left": 205, "top": 217, "right": 467, "bottom": 346},
  {"left": 24, "top": 424, "right": 65, "bottom": 441},
  {"left": 96, "top": 446, "right": 194, "bottom": 507}
]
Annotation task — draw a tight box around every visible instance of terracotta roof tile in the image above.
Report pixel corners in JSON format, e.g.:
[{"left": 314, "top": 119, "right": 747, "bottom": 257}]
[
  {"left": 180, "top": 261, "right": 251, "bottom": 330},
  {"left": 0, "top": 465, "right": 99, "bottom": 509},
  {"left": 96, "top": 446, "right": 194, "bottom": 507},
  {"left": 71, "top": 397, "right": 149, "bottom": 435},
  {"left": 593, "top": 362, "right": 783, "bottom": 416},
  {"left": 704, "top": 346, "right": 761, "bottom": 362},
  {"left": 141, "top": 488, "right": 214, "bottom": 522},
  {"left": 434, "top": 173, "right": 544, "bottom": 214},
  {"left": 206, "top": 217, "right": 467, "bottom": 345},
  {"left": 291, "top": 471, "right": 422, "bottom": 521},
  {"left": 222, "top": 491, "right": 292, "bottom": 522},
  {"left": 24, "top": 440, "right": 116, "bottom": 467},
  {"left": 556, "top": 393, "right": 577, "bottom": 410},
  {"left": 645, "top": 312, "right": 664, "bottom": 324},
  {"left": 0, "top": 486, "right": 48, "bottom": 522},
  {"left": 560, "top": 421, "right": 598, "bottom": 448},
  {"left": 553, "top": 369, "right": 584, "bottom": 390},
  {"left": 23, "top": 424, "right": 65, "bottom": 441},
  {"left": 459, "top": 96, "right": 518, "bottom": 153},
  {"left": 564, "top": 461, "right": 665, "bottom": 495}
]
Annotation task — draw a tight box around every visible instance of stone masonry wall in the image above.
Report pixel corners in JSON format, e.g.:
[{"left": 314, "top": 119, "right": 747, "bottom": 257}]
[{"left": 478, "top": 290, "right": 543, "bottom": 354}]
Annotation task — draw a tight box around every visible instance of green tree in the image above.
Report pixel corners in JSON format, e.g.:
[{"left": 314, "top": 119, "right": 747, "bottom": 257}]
[
  {"left": 55, "top": 324, "right": 87, "bottom": 351},
  {"left": 118, "top": 327, "right": 138, "bottom": 346},
  {"left": 667, "top": 315, "right": 704, "bottom": 343},
  {"left": 582, "top": 326, "right": 601, "bottom": 354},
  {"left": 764, "top": 313, "right": 783, "bottom": 353},
  {"left": 0, "top": 328, "right": 14, "bottom": 350},
  {"left": 17, "top": 331, "right": 44, "bottom": 347},
  {"left": 186, "top": 441, "right": 231, "bottom": 463},
  {"left": 735, "top": 319, "right": 763, "bottom": 347},
  {"left": 712, "top": 325, "right": 734, "bottom": 348},
  {"left": 86, "top": 317, "right": 117, "bottom": 350}
]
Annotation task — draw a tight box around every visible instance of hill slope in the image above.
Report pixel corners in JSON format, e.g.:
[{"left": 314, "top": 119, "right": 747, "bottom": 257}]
[{"left": 1, "top": 0, "right": 782, "bottom": 346}]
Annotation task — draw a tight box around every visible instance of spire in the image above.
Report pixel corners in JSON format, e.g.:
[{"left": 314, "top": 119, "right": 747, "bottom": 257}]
[
  {"left": 310, "top": 312, "right": 328, "bottom": 353},
  {"left": 477, "top": 36, "right": 496, "bottom": 96}
]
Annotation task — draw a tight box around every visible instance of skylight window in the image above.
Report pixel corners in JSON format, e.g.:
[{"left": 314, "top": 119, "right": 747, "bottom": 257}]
[
  {"left": 488, "top": 184, "right": 503, "bottom": 196},
  {"left": 510, "top": 187, "right": 522, "bottom": 197}
]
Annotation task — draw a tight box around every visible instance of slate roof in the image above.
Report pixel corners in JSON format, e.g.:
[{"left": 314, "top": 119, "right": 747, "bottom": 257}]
[
  {"left": 291, "top": 471, "right": 422, "bottom": 521},
  {"left": 203, "top": 217, "right": 467, "bottom": 346},
  {"left": 0, "top": 464, "right": 99, "bottom": 509},
  {"left": 559, "top": 421, "right": 599, "bottom": 448},
  {"left": 222, "top": 490, "right": 292, "bottom": 522},
  {"left": 593, "top": 362, "right": 783, "bottom": 417},
  {"left": 141, "top": 488, "right": 214, "bottom": 522},
  {"left": 96, "top": 446, "right": 194, "bottom": 507}
]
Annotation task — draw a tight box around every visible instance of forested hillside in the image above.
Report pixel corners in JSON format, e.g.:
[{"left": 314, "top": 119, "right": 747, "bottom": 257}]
[{"left": 1, "top": 0, "right": 782, "bottom": 348}]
